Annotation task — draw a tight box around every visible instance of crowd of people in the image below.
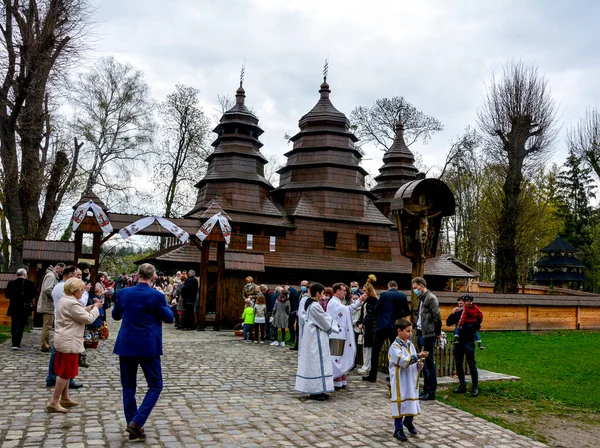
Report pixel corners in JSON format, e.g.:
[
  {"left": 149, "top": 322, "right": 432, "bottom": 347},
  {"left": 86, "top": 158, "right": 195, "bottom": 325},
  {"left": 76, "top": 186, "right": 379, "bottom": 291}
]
[{"left": 5, "top": 262, "right": 484, "bottom": 443}]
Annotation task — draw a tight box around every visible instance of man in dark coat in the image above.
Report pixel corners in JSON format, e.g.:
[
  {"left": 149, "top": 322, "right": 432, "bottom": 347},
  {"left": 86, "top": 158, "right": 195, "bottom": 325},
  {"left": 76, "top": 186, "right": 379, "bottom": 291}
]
[
  {"left": 362, "top": 280, "right": 410, "bottom": 382},
  {"left": 181, "top": 269, "right": 199, "bottom": 330},
  {"left": 6, "top": 268, "right": 37, "bottom": 350},
  {"left": 446, "top": 294, "right": 482, "bottom": 397},
  {"left": 112, "top": 263, "right": 174, "bottom": 440}
]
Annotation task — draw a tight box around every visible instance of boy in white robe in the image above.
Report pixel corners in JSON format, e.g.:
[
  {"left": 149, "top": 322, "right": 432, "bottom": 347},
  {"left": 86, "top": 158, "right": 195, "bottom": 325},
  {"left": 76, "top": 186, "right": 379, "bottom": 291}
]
[
  {"left": 389, "top": 318, "right": 428, "bottom": 442},
  {"left": 295, "top": 283, "right": 340, "bottom": 401},
  {"left": 327, "top": 283, "right": 366, "bottom": 388}
]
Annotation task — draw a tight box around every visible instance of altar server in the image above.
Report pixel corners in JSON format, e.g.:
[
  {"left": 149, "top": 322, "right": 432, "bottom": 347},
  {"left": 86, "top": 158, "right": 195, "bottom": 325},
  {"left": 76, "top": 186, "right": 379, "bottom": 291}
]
[
  {"left": 389, "top": 318, "right": 428, "bottom": 442},
  {"left": 295, "top": 283, "right": 340, "bottom": 401}
]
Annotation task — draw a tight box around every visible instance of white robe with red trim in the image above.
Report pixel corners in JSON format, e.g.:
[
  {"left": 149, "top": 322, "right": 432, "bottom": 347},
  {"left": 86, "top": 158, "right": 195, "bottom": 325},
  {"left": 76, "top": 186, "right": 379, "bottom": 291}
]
[{"left": 388, "top": 337, "right": 421, "bottom": 417}]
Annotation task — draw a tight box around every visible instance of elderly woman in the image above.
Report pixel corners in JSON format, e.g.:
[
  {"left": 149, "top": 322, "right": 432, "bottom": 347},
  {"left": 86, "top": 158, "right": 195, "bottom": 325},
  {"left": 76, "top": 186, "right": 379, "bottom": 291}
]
[{"left": 46, "top": 278, "right": 103, "bottom": 413}]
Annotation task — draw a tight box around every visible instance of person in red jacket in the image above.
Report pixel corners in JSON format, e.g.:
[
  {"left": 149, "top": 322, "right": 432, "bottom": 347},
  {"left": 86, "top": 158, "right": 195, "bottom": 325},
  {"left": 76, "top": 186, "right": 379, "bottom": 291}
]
[{"left": 454, "top": 295, "right": 483, "bottom": 346}]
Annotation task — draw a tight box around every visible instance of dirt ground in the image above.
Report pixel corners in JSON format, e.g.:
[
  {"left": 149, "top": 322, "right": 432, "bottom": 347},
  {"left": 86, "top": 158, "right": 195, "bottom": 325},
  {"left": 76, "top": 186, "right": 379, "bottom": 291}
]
[{"left": 484, "top": 401, "right": 600, "bottom": 447}]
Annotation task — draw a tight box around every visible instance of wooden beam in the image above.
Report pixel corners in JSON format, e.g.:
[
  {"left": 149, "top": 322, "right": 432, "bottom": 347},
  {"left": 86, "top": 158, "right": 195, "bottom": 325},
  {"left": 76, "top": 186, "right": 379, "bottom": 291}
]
[
  {"left": 198, "top": 241, "right": 209, "bottom": 331},
  {"left": 576, "top": 306, "right": 581, "bottom": 330},
  {"left": 526, "top": 305, "right": 531, "bottom": 331},
  {"left": 215, "top": 241, "right": 226, "bottom": 332}
]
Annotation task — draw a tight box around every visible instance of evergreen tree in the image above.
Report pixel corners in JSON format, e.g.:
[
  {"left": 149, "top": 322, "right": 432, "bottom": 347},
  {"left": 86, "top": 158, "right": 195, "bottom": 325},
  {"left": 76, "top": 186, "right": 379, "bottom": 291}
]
[{"left": 556, "top": 148, "right": 596, "bottom": 249}]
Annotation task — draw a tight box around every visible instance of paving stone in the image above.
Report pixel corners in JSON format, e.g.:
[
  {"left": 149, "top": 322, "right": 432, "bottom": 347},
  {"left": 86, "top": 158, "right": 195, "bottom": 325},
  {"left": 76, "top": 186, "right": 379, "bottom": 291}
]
[{"left": 0, "top": 320, "right": 547, "bottom": 447}]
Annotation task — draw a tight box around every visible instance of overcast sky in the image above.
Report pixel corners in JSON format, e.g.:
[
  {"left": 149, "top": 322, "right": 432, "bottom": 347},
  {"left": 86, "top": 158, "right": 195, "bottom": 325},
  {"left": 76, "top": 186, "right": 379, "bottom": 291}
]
[{"left": 87, "top": 0, "right": 600, "bottom": 179}]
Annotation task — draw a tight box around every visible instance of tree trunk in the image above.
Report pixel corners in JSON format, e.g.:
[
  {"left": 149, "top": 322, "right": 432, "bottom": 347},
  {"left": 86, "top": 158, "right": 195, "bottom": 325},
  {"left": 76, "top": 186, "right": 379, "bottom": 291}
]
[{"left": 494, "top": 155, "right": 523, "bottom": 293}]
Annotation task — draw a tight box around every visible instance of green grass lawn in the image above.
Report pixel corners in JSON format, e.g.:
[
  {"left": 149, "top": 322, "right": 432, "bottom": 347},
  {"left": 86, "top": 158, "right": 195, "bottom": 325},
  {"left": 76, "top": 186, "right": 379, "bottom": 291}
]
[
  {"left": 0, "top": 325, "right": 11, "bottom": 344},
  {"left": 470, "top": 330, "right": 600, "bottom": 409},
  {"left": 438, "top": 331, "right": 600, "bottom": 444}
]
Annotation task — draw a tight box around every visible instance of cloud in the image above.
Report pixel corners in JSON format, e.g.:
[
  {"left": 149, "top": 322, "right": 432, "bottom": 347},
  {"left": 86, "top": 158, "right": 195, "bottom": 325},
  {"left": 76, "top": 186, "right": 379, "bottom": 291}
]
[{"left": 87, "top": 0, "right": 600, "bottom": 181}]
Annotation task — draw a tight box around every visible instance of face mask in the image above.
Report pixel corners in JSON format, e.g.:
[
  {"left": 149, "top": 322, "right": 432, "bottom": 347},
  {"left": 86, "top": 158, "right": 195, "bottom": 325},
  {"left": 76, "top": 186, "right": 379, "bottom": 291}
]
[
  {"left": 413, "top": 288, "right": 422, "bottom": 296},
  {"left": 246, "top": 283, "right": 251, "bottom": 287},
  {"left": 301, "top": 286, "right": 307, "bottom": 292},
  {"left": 351, "top": 287, "right": 358, "bottom": 293}
]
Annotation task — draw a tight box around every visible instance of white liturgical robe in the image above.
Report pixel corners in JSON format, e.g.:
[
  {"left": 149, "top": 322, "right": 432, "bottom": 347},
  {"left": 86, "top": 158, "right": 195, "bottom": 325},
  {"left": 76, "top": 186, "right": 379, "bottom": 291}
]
[
  {"left": 389, "top": 337, "right": 421, "bottom": 417},
  {"left": 326, "top": 297, "right": 360, "bottom": 379},
  {"left": 295, "top": 299, "right": 340, "bottom": 395}
]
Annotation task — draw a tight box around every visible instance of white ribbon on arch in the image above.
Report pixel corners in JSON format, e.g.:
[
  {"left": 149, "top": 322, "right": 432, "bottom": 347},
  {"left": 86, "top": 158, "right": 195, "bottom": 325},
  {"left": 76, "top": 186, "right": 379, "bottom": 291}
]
[
  {"left": 196, "top": 213, "right": 232, "bottom": 245},
  {"left": 72, "top": 200, "right": 114, "bottom": 233},
  {"left": 119, "top": 216, "right": 189, "bottom": 243}
]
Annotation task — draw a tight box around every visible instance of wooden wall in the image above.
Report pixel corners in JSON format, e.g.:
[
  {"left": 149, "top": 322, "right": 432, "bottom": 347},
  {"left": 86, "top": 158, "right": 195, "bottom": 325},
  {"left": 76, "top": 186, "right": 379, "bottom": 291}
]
[
  {"left": 0, "top": 292, "right": 9, "bottom": 326},
  {"left": 440, "top": 304, "right": 600, "bottom": 331}
]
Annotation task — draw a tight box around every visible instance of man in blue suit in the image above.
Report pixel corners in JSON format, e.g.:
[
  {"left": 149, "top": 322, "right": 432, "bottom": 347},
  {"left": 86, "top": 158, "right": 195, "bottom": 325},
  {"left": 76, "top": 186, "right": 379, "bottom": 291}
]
[{"left": 112, "top": 263, "right": 174, "bottom": 441}]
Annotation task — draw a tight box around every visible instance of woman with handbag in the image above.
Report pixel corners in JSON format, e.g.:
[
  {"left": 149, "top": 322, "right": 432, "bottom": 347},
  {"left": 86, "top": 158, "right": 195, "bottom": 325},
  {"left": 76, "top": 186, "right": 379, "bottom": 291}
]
[
  {"left": 357, "top": 277, "right": 378, "bottom": 375},
  {"left": 47, "top": 278, "right": 103, "bottom": 413}
]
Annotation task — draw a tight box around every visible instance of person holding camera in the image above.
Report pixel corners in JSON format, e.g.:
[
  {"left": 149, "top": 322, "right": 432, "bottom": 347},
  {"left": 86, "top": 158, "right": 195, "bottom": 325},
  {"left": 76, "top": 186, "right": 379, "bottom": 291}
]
[{"left": 46, "top": 278, "right": 103, "bottom": 413}]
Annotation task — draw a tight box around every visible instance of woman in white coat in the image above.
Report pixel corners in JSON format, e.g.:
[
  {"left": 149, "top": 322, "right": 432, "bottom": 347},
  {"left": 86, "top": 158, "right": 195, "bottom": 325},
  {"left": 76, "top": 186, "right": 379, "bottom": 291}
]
[{"left": 46, "top": 278, "right": 103, "bottom": 413}]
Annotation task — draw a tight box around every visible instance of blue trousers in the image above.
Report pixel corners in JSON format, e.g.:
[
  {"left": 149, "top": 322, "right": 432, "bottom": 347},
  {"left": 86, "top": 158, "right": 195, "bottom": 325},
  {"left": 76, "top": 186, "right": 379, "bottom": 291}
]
[
  {"left": 119, "top": 356, "right": 163, "bottom": 427},
  {"left": 395, "top": 415, "right": 413, "bottom": 430},
  {"left": 243, "top": 324, "right": 253, "bottom": 340},
  {"left": 417, "top": 335, "right": 437, "bottom": 395}
]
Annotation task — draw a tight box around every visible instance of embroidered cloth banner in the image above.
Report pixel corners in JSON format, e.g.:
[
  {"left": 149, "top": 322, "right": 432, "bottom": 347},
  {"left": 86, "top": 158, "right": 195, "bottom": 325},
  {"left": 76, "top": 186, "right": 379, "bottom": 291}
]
[
  {"left": 196, "top": 213, "right": 232, "bottom": 245},
  {"left": 119, "top": 216, "right": 189, "bottom": 243},
  {"left": 72, "top": 201, "right": 113, "bottom": 233}
]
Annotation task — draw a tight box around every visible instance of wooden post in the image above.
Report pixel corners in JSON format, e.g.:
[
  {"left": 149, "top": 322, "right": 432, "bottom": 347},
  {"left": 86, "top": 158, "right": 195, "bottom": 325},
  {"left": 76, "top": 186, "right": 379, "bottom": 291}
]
[
  {"left": 410, "top": 258, "right": 425, "bottom": 326},
  {"left": 74, "top": 231, "right": 83, "bottom": 264},
  {"left": 91, "top": 232, "right": 102, "bottom": 285},
  {"left": 576, "top": 306, "right": 581, "bottom": 330},
  {"left": 198, "top": 241, "right": 209, "bottom": 331},
  {"left": 215, "top": 241, "right": 226, "bottom": 331},
  {"left": 526, "top": 305, "right": 531, "bottom": 331}
]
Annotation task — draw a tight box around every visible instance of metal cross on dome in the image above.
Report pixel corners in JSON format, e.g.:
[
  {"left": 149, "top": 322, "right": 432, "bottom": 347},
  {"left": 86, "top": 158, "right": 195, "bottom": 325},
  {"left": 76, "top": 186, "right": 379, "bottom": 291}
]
[
  {"left": 323, "top": 58, "right": 329, "bottom": 82},
  {"left": 240, "top": 62, "right": 245, "bottom": 86}
]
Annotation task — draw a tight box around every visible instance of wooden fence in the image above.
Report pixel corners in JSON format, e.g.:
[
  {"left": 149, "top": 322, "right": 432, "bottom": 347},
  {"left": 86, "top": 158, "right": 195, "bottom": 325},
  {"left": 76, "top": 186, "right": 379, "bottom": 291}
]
[{"left": 376, "top": 338, "right": 468, "bottom": 377}]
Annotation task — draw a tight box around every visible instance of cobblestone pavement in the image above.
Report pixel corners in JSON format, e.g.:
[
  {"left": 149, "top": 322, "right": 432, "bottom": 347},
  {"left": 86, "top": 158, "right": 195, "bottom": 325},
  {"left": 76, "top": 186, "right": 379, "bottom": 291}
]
[{"left": 0, "top": 318, "right": 546, "bottom": 448}]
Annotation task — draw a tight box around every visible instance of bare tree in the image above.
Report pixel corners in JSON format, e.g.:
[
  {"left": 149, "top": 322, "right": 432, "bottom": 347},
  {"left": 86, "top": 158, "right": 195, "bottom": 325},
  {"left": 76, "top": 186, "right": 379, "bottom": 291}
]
[
  {"left": 478, "top": 61, "right": 557, "bottom": 293},
  {"left": 350, "top": 96, "right": 443, "bottom": 151},
  {"left": 69, "top": 56, "right": 154, "bottom": 196},
  {"left": 154, "top": 84, "right": 211, "bottom": 222},
  {"left": 263, "top": 153, "right": 283, "bottom": 187},
  {"left": 568, "top": 106, "right": 600, "bottom": 180},
  {"left": 0, "top": 0, "right": 89, "bottom": 269}
]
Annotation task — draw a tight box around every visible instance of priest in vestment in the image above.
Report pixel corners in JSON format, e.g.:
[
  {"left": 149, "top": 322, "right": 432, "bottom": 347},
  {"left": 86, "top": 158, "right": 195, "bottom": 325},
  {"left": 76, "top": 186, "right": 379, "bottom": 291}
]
[
  {"left": 327, "top": 283, "right": 366, "bottom": 388},
  {"left": 295, "top": 283, "right": 340, "bottom": 401}
]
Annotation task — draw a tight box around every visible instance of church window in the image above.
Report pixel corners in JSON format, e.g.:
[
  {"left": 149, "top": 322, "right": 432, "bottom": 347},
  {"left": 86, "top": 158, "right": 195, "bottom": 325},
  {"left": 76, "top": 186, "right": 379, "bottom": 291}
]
[
  {"left": 357, "top": 234, "right": 369, "bottom": 252},
  {"left": 324, "top": 231, "right": 337, "bottom": 249}
]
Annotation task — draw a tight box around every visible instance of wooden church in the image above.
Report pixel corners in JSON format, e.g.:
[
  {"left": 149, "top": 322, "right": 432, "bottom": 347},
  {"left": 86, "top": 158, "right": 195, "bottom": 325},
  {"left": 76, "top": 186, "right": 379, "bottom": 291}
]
[{"left": 139, "top": 77, "right": 477, "bottom": 319}]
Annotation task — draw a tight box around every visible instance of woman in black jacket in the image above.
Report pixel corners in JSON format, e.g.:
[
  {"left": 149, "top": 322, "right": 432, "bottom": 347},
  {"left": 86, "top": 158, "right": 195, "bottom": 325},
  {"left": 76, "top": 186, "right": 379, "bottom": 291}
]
[{"left": 357, "top": 280, "right": 378, "bottom": 374}]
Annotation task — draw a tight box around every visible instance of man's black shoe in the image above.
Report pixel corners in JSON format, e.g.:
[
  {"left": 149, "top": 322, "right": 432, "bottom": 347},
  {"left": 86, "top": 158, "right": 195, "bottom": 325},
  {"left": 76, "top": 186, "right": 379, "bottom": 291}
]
[
  {"left": 419, "top": 392, "right": 436, "bottom": 400},
  {"left": 126, "top": 421, "right": 146, "bottom": 440},
  {"left": 69, "top": 382, "right": 83, "bottom": 389},
  {"left": 308, "top": 393, "right": 326, "bottom": 401},
  {"left": 334, "top": 386, "right": 342, "bottom": 391},
  {"left": 453, "top": 385, "right": 467, "bottom": 394},
  {"left": 289, "top": 345, "right": 298, "bottom": 351},
  {"left": 393, "top": 429, "right": 408, "bottom": 442},
  {"left": 362, "top": 376, "right": 376, "bottom": 383},
  {"left": 471, "top": 387, "right": 479, "bottom": 397},
  {"left": 78, "top": 361, "right": 90, "bottom": 368},
  {"left": 46, "top": 381, "right": 55, "bottom": 388},
  {"left": 403, "top": 421, "right": 418, "bottom": 435}
]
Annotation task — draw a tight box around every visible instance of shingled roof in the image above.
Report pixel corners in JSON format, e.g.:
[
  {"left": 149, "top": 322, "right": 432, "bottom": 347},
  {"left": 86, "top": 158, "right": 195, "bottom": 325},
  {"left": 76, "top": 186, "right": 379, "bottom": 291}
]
[
  {"left": 540, "top": 236, "right": 577, "bottom": 253},
  {"left": 23, "top": 240, "right": 75, "bottom": 263},
  {"left": 135, "top": 243, "right": 264, "bottom": 272}
]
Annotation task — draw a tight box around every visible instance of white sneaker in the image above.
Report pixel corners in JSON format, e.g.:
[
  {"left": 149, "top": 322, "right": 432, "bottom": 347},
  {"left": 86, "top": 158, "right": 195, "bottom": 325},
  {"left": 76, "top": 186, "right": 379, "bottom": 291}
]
[
  {"left": 270, "top": 341, "right": 279, "bottom": 346},
  {"left": 254, "top": 340, "right": 259, "bottom": 344},
  {"left": 280, "top": 341, "right": 285, "bottom": 347},
  {"left": 12, "top": 347, "right": 22, "bottom": 351}
]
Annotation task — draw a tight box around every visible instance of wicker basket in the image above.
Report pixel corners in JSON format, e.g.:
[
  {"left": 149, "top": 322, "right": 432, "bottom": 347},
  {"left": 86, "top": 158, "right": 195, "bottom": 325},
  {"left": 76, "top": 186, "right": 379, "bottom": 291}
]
[
  {"left": 84, "top": 340, "right": 99, "bottom": 349},
  {"left": 234, "top": 324, "right": 244, "bottom": 337}
]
